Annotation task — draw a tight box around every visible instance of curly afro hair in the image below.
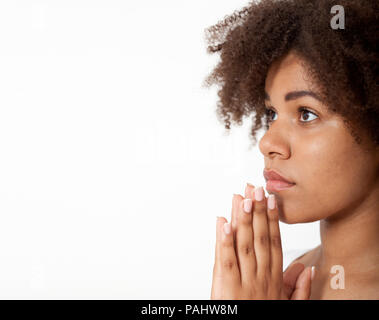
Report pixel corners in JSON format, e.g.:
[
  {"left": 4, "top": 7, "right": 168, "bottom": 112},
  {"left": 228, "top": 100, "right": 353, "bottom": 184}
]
[{"left": 203, "top": 0, "right": 379, "bottom": 148}]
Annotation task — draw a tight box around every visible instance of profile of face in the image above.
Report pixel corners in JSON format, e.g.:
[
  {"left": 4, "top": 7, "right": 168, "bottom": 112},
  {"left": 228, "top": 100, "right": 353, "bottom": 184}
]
[{"left": 259, "top": 51, "right": 379, "bottom": 224}]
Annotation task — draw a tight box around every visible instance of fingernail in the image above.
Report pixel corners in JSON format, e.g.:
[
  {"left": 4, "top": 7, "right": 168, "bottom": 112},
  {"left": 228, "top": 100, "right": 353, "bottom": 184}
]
[
  {"left": 244, "top": 184, "right": 249, "bottom": 196},
  {"left": 311, "top": 266, "right": 316, "bottom": 281},
  {"left": 243, "top": 198, "right": 253, "bottom": 213},
  {"left": 245, "top": 183, "right": 254, "bottom": 199},
  {"left": 223, "top": 222, "right": 231, "bottom": 235},
  {"left": 254, "top": 186, "right": 264, "bottom": 201},
  {"left": 268, "top": 194, "right": 276, "bottom": 210}
]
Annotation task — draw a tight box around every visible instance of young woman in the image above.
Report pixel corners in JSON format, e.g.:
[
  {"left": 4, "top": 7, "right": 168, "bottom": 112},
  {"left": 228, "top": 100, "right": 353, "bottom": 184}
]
[{"left": 204, "top": 0, "right": 378, "bottom": 299}]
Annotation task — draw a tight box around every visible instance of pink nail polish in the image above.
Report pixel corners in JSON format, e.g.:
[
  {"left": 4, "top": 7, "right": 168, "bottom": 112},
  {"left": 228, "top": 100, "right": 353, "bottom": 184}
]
[
  {"left": 244, "top": 184, "right": 249, "bottom": 197},
  {"left": 243, "top": 199, "right": 253, "bottom": 213},
  {"left": 223, "top": 222, "right": 231, "bottom": 235},
  {"left": 268, "top": 194, "right": 276, "bottom": 210},
  {"left": 254, "top": 186, "right": 264, "bottom": 201}
]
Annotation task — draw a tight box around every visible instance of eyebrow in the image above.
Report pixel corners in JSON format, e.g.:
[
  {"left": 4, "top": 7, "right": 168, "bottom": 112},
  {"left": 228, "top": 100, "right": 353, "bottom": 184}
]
[{"left": 265, "top": 90, "right": 323, "bottom": 102}]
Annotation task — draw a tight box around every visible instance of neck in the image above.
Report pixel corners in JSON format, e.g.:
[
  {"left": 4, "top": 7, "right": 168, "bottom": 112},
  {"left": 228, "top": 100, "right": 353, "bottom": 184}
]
[{"left": 318, "top": 185, "right": 379, "bottom": 275}]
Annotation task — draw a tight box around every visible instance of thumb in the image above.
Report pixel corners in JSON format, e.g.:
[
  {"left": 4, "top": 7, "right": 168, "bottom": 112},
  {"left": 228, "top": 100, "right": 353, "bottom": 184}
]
[
  {"left": 282, "top": 262, "right": 305, "bottom": 298},
  {"left": 291, "top": 266, "right": 314, "bottom": 300}
]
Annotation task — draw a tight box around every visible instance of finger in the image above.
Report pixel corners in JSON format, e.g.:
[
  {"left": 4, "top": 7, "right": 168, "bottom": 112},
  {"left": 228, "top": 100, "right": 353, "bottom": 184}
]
[
  {"left": 291, "top": 266, "right": 313, "bottom": 300},
  {"left": 235, "top": 193, "right": 256, "bottom": 286},
  {"left": 231, "top": 193, "right": 238, "bottom": 231},
  {"left": 282, "top": 262, "right": 305, "bottom": 298},
  {"left": 245, "top": 183, "right": 255, "bottom": 198},
  {"left": 231, "top": 194, "right": 238, "bottom": 250},
  {"left": 240, "top": 183, "right": 255, "bottom": 251},
  {"left": 252, "top": 186, "right": 270, "bottom": 278},
  {"left": 232, "top": 183, "right": 254, "bottom": 246},
  {"left": 267, "top": 194, "right": 283, "bottom": 281},
  {"left": 211, "top": 217, "right": 220, "bottom": 300},
  {"left": 233, "top": 183, "right": 255, "bottom": 232},
  {"left": 219, "top": 217, "right": 241, "bottom": 288},
  {"left": 215, "top": 216, "right": 224, "bottom": 266},
  {"left": 212, "top": 216, "right": 228, "bottom": 299}
]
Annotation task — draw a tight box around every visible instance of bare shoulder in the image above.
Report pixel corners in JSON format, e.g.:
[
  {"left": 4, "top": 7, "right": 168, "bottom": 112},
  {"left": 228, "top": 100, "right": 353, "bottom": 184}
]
[{"left": 285, "top": 245, "right": 321, "bottom": 270}]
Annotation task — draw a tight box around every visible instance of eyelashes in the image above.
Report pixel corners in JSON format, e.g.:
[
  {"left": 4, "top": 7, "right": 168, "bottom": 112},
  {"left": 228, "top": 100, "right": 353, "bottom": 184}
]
[{"left": 265, "top": 106, "right": 319, "bottom": 124}]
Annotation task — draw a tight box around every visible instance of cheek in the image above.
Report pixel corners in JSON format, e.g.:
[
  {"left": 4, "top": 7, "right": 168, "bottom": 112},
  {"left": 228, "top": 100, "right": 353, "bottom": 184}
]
[{"left": 277, "top": 137, "right": 369, "bottom": 223}]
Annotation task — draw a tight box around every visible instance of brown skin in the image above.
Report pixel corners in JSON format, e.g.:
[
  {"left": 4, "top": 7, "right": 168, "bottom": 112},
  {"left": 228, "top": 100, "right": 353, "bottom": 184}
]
[
  {"left": 211, "top": 51, "right": 379, "bottom": 300},
  {"left": 261, "top": 52, "right": 379, "bottom": 299},
  {"left": 211, "top": 184, "right": 313, "bottom": 300}
]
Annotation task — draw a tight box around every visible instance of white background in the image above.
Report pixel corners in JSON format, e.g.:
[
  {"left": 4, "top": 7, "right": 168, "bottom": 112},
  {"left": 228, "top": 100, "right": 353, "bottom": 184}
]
[{"left": 0, "top": 0, "right": 320, "bottom": 299}]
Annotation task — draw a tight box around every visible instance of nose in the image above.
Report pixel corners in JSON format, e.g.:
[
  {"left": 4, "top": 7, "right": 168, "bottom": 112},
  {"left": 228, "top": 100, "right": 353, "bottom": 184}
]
[{"left": 259, "top": 122, "right": 291, "bottom": 160}]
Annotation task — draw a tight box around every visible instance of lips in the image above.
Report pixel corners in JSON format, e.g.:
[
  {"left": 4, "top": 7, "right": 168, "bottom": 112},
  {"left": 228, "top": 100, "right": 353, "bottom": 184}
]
[
  {"left": 263, "top": 169, "right": 295, "bottom": 184},
  {"left": 263, "top": 169, "right": 295, "bottom": 192}
]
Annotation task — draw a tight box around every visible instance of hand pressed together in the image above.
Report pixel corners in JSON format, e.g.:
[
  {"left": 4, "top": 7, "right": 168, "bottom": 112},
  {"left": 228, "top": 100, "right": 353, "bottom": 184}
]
[{"left": 211, "top": 183, "right": 314, "bottom": 300}]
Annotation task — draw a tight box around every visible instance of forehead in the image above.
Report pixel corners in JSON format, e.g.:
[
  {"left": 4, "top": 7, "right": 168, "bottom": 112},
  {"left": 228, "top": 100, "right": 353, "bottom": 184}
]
[{"left": 265, "top": 52, "right": 312, "bottom": 93}]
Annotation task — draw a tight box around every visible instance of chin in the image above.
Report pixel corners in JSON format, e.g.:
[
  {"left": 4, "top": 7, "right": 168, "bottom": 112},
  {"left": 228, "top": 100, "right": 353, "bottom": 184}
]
[
  {"left": 278, "top": 208, "right": 321, "bottom": 224},
  {"left": 277, "top": 203, "right": 317, "bottom": 224},
  {"left": 269, "top": 187, "right": 319, "bottom": 224}
]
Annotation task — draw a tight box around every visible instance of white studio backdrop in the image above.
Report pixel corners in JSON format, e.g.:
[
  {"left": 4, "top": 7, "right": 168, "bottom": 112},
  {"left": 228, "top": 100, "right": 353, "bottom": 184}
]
[{"left": 0, "top": 0, "right": 320, "bottom": 299}]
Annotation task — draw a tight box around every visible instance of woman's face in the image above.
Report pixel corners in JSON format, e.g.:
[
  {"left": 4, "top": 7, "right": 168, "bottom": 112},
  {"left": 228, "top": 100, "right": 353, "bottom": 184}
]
[{"left": 259, "top": 51, "right": 379, "bottom": 224}]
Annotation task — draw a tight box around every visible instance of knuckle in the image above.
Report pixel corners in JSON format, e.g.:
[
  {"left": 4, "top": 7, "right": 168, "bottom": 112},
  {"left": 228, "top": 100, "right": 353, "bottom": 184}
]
[
  {"left": 222, "top": 259, "right": 235, "bottom": 270},
  {"left": 255, "top": 234, "right": 269, "bottom": 246},
  {"left": 270, "top": 235, "right": 282, "bottom": 248},
  {"left": 239, "top": 243, "right": 254, "bottom": 256}
]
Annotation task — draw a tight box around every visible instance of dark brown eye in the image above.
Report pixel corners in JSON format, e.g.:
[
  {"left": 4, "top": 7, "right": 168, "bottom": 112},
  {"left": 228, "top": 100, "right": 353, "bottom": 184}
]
[
  {"left": 265, "top": 108, "right": 276, "bottom": 123},
  {"left": 299, "top": 107, "right": 318, "bottom": 123}
]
